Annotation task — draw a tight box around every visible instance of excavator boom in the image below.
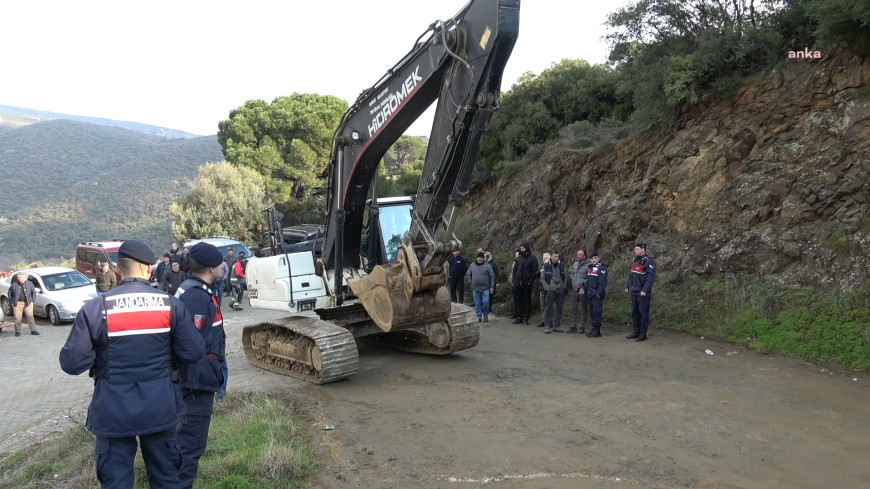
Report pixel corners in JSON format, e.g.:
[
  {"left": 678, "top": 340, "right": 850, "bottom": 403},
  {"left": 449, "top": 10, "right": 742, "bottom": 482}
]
[{"left": 325, "top": 0, "right": 520, "bottom": 330}]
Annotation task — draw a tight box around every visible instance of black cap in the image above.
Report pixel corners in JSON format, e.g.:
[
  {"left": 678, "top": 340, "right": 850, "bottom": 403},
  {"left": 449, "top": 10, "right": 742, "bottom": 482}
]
[
  {"left": 635, "top": 242, "right": 647, "bottom": 249},
  {"left": 118, "top": 240, "right": 155, "bottom": 265},
  {"left": 589, "top": 250, "right": 599, "bottom": 258},
  {"left": 189, "top": 242, "right": 223, "bottom": 266},
  {"left": 163, "top": 253, "right": 170, "bottom": 258},
  {"left": 239, "top": 251, "right": 247, "bottom": 258}
]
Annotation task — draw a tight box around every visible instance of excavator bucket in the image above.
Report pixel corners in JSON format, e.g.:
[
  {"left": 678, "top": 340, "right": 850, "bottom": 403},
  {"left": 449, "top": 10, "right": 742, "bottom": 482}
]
[{"left": 349, "top": 259, "right": 451, "bottom": 333}]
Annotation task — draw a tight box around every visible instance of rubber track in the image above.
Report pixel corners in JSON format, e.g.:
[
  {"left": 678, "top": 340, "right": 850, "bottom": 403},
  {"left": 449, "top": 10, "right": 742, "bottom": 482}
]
[
  {"left": 360, "top": 303, "right": 480, "bottom": 355},
  {"left": 242, "top": 317, "right": 359, "bottom": 384}
]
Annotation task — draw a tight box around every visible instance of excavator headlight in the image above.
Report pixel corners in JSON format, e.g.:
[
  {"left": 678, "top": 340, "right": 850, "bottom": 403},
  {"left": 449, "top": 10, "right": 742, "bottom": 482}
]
[{"left": 351, "top": 130, "right": 361, "bottom": 143}]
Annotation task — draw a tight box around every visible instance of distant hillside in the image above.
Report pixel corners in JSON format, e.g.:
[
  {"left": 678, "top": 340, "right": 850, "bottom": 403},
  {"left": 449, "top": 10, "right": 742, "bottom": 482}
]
[
  {"left": 0, "top": 120, "right": 224, "bottom": 267},
  {"left": 0, "top": 105, "right": 201, "bottom": 139}
]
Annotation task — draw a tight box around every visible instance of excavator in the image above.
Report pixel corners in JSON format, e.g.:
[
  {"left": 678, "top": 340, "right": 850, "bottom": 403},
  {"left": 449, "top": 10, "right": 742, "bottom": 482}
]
[{"left": 241, "top": 0, "right": 520, "bottom": 384}]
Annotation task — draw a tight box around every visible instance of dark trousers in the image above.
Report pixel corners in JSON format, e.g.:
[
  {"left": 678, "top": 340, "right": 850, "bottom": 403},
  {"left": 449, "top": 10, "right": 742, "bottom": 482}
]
[
  {"left": 95, "top": 429, "right": 181, "bottom": 489},
  {"left": 543, "top": 289, "right": 566, "bottom": 328},
  {"left": 570, "top": 289, "right": 588, "bottom": 330},
  {"left": 177, "top": 389, "right": 215, "bottom": 489},
  {"left": 213, "top": 279, "right": 224, "bottom": 306},
  {"left": 511, "top": 285, "right": 520, "bottom": 316},
  {"left": 449, "top": 277, "right": 465, "bottom": 303},
  {"left": 516, "top": 282, "right": 533, "bottom": 320},
  {"left": 631, "top": 294, "right": 652, "bottom": 333},
  {"left": 234, "top": 280, "right": 246, "bottom": 305},
  {"left": 589, "top": 291, "right": 606, "bottom": 325}
]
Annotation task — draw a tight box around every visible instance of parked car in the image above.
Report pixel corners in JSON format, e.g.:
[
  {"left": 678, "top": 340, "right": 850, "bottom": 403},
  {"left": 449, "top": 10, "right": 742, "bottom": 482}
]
[
  {"left": 183, "top": 237, "right": 255, "bottom": 260},
  {"left": 75, "top": 240, "right": 124, "bottom": 282},
  {"left": 0, "top": 267, "right": 98, "bottom": 325}
]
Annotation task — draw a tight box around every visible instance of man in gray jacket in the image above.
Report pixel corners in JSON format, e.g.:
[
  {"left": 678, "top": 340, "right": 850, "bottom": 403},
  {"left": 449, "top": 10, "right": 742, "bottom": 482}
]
[
  {"left": 568, "top": 249, "right": 590, "bottom": 333},
  {"left": 466, "top": 252, "right": 495, "bottom": 322},
  {"left": 540, "top": 251, "right": 567, "bottom": 333}
]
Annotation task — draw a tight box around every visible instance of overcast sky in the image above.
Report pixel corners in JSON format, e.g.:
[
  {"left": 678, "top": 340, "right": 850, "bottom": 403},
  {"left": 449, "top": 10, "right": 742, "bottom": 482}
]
[{"left": 1, "top": 0, "right": 632, "bottom": 136}]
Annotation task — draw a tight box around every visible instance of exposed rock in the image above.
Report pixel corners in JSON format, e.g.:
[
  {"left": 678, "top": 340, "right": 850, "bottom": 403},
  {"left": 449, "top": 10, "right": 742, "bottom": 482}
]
[{"left": 466, "top": 51, "right": 870, "bottom": 287}]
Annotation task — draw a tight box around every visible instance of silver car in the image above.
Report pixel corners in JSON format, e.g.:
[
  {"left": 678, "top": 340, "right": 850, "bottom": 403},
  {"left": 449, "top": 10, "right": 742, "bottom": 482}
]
[{"left": 0, "top": 267, "right": 98, "bottom": 325}]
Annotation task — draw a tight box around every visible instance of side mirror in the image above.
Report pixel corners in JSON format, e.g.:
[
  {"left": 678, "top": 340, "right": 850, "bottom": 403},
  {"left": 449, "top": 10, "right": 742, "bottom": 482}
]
[{"left": 34, "top": 288, "right": 42, "bottom": 294}]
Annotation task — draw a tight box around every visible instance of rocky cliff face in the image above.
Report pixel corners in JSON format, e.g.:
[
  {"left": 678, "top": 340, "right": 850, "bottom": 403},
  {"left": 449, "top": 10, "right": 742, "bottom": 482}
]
[{"left": 465, "top": 51, "right": 870, "bottom": 287}]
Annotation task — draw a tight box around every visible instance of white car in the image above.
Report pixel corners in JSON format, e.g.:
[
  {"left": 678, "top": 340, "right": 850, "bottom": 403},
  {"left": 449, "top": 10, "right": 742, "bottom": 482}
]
[{"left": 0, "top": 267, "right": 99, "bottom": 325}]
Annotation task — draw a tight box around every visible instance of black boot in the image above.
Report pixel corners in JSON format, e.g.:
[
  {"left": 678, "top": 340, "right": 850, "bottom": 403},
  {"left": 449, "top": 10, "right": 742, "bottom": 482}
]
[
  {"left": 587, "top": 323, "right": 601, "bottom": 337},
  {"left": 636, "top": 331, "right": 648, "bottom": 342},
  {"left": 626, "top": 328, "right": 639, "bottom": 339}
]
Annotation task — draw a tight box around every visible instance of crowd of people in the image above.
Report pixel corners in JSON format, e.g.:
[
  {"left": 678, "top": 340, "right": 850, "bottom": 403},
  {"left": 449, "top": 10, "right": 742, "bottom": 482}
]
[
  {"left": 448, "top": 242, "right": 657, "bottom": 341},
  {"left": 59, "top": 240, "right": 231, "bottom": 488}
]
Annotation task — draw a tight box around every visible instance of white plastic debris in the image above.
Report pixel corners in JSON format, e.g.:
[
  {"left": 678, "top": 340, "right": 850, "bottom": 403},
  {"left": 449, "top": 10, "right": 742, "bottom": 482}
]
[{"left": 705, "top": 349, "right": 715, "bottom": 356}]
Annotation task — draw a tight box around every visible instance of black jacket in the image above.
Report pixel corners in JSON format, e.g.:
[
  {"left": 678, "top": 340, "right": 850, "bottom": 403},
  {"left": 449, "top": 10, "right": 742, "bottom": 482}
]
[
  {"left": 9, "top": 280, "right": 35, "bottom": 305},
  {"left": 447, "top": 254, "right": 469, "bottom": 280},
  {"left": 515, "top": 243, "right": 539, "bottom": 285}
]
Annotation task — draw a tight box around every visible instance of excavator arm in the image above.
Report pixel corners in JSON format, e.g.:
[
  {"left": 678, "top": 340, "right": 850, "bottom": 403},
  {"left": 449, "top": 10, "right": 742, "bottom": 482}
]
[{"left": 321, "top": 0, "right": 520, "bottom": 331}]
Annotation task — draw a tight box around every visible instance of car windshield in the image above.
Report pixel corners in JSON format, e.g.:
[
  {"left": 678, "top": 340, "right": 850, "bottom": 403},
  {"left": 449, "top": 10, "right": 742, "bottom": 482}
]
[
  {"left": 42, "top": 271, "right": 93, "bottom": 291},
  {"left": 106, "top": 251, "right": 119, "bottom": 264}
]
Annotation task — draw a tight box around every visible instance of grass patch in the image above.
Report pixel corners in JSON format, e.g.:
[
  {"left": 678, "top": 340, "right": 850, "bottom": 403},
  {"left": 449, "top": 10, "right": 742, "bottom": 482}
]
[
  {"left": 594, "top": 269, "right": 870, "bottom": 370},
  {"left": 0, "top": 392, "right": 315, "bottom": 489},
  {"left": 855, "top": 84, "right": 870, "bottom": 100}
]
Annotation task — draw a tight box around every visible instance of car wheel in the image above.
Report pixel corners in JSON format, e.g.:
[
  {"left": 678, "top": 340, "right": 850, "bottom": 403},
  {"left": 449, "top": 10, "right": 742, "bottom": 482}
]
[
  {"left": 48, "top": 305, "right": 62, "bottom": 325},
  {"left": 1, "top": 297, "right": 11, "bottom": 316}
]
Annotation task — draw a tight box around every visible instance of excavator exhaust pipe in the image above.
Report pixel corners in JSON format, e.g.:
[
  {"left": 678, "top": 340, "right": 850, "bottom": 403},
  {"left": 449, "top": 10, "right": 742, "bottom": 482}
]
[{"left": 349, "top": 250, "right": 451, "bottom": 332}]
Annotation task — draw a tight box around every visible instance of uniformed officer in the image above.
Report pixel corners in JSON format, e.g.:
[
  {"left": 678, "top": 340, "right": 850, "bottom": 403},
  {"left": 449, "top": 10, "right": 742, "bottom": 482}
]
[
  {"left": 625, "top": 242, "right": 657, "bottom": 342},
  {"left": 585, "top": 250, "right": 608, "bottom": 338},
  {"left": 174, "top": 242, "right": 226, "bottom": 489},
  {"left": 59, "top": 240, "right": 205, "bottom": 489}
]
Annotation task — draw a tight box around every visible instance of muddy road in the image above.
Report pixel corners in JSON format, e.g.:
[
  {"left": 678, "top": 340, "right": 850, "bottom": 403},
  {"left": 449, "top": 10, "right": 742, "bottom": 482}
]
[{"left": 2, "top": 307, "right": 869, "bottom": 488}]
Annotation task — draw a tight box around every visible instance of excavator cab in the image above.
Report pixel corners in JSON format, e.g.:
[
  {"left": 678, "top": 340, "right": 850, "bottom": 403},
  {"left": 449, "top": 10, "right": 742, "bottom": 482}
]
[
  {"left": 360, "top": 196, "right": 415, "bottom": 272},
  {"left": 351, "top": 196, "right": 451, "bottom": 332}
]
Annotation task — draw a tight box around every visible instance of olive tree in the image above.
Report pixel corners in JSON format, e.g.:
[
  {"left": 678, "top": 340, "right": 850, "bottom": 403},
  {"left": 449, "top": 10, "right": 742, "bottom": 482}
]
[{"left": 170, "top": 161, "right": 266, "bottom": 243}]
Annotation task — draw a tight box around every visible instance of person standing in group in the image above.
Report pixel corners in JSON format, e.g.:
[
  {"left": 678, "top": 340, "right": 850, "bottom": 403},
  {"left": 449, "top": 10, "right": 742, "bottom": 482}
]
[
  {"left": 59, "top": 240, "right": 205, "bottom": 489},
  {"left": 153, "top": 254, "right": 171, "bottom": 290},
  {"left": 484, "top": 251, "right": 498, "bottom": 315},
  {"left": 512, "top": 243, "right": 538, "bottom": 325},
  {"left": 447, "top": 249, "right": 469, "bottom": 304},
  {"left": 466, "top": 252, "right": 495, "bottom": 322},
  {"left": 536, "top": 252, "right": 550, "bottom": 327},
  {"left": 214, "top": 258, "right": 229, "bottom": 308},
  {"left": 232, "top": 253, "right": 248, "bottom": 311},
  {"left": 95, "top": 261, "right": 117, "bottom": 294},
  {"left": 9, "top": 272, "right": 39, "bottom": 336},
  {"left": 540, "top": 251, "right": 567, "bottom": 334},
  {"left": 569, "top": 249, "right": 590, "bottom": 334},
  {"left": 585, "top": 250, "right": 608, "bottom": 338},
  {"left": 180, "top": 246, "right": 191, "bottom": 277},
  {"left": 625, "top": 242, "right": 657, "bottom": 342},
  {"left": 174, "top": 242, "right": 227, "bottom": 489},
  {"left": 508, "top": 250, "right": 520, "bottom": 319},
  {"left": 168, "top": 243, "right": 183, "bottom": 265},
  {"left": 224, "top": 248, "right": 237, "bottom": 297},
  {"left": 164, "top": 261, "right": 186, "bottom": 296}
]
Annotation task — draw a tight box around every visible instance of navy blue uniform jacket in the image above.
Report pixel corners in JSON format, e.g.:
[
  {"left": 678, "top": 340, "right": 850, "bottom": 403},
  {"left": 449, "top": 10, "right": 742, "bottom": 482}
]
[
  {"left": 59, "top": 278, "right": 205, "bottom": 437},
  {"left": 176, "top": 277, "right": 225, "bottom": 397}
]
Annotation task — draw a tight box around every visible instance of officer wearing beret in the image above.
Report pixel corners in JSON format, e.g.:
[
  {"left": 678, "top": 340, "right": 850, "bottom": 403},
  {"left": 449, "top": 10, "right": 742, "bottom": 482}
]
[
  {"left": 59, "top": 240, "right": 205, "bottom": 489},
  {"left": 625, "top": 242, "right": 657, "bottom": 342},
  {"left": 174, "top": 242, "right": 226, "bottom": 489},
  {"left": 585, "top": 250, "right": 608, "bottom": 338}
]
